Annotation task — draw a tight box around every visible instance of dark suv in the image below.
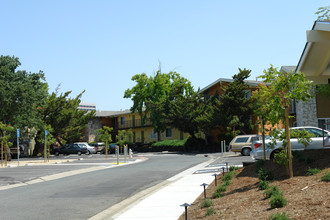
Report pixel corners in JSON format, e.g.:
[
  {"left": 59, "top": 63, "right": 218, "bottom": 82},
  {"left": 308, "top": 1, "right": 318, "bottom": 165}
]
[{"left": 54, "top": 143, "right": 88, "bottom": 156}]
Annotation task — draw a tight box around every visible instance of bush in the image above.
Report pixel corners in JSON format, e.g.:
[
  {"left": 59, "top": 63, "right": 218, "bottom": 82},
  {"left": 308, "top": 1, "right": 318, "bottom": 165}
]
[
  {"left": 222, "top": 179, "right": 231, "bottom": 186},
  {"left": 321, "top": 171, "right": 330, "bottom": 182},
  {"left": 264, "top": 185, "right": 282, "bottom": 199},
  {"left": 200, "top": 199, "right": 213, "bottom": 208},
  {"left": 206, "top": 207, "right": 215, "bottom": 216},
  {"left": 270, "top": 194, "right": 287, "bottom": 209},
  {"left": 229, "top": 166, "right": 239, "bottom": 172},
  {"left": 223, "top": 171, "right": 237, "bottom": 181},
  {"left": 258, "top": 168, "right": 274, "bottom": 181},
  {"left": 258, "top": 180, "right": 270, "bottom": 190},
  {"left": 306, "top": 167, "right": 321, "bottom": 176},
  {"left": 215, "top": 185, "right": 227, "bottom": 193},
  {"left": 269, "top": 212, "right": 291, "bottom": 220},
  {"left": 184, "top": 137, "right": 206, "bottom": 152},
  {"left": 212, "top": 191, "right": 223, "bottom": 199}
]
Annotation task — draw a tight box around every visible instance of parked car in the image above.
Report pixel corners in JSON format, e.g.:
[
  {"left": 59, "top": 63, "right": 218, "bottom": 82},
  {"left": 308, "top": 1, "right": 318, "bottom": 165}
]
[
  {"left": 101, "top": 144, "right": 118, "bottom": 154},
  {"left": 250, "top": 126, "right": 330, "bottom": 160},
  {"left": 229, "top": 134, "right": 261, "bottom": 156},
  {"left": 89, "top": 142, "right": 105, "bottom": 153},
  {"left": 74, "top": 142, "right": 96, "bottom": 154},
  {"left": 54, "top": 143, "right": 88, "bottom": 156}
]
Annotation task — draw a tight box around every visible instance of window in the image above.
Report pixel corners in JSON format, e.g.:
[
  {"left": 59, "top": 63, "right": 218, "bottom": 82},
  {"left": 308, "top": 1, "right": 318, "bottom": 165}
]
[
  {"left": 318, "top": 118, "right": 330, "bottom": 130},
  {"left": 150, "top": 129, "right": 157, "bottom": 139},
  {"left": 234, "top": 137, "right": 249, "bottom": 143},
  {"left": 165, "top": 128, "right": 172, "bottom": 138},
  {"left": 120, "top": 117, "right": 126, "bottom": 125},
  {"left": 244, "top": 90, "right": 251, "bottom": 99}
]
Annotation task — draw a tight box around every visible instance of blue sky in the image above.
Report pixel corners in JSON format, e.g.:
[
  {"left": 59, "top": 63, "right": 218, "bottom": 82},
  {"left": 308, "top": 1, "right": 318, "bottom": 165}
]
[{"left": 1, "top": 1, "right": 328, "bottom": 111}]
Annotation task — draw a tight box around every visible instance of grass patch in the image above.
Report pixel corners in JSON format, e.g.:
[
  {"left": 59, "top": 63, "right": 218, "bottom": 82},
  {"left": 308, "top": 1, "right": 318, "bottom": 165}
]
[
  {"left": 321, "top": 171, "right": 330, "bottom": 182},
  {"left": 269, "top": 212, "right": 291, "bottom": 220},
  {"left": 306, "top": 167, "right": 321, "bottom": 176},
  {"left": 200, "top": 199, "right": 213, "bottom": 208},
  {"left": 206, "top": 207, "right": 215, "bottom": 216}
]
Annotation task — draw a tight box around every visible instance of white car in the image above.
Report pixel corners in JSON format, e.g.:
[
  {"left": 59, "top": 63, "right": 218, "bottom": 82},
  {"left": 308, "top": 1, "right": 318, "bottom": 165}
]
[
  {"left": 74, "top": 142, "right": 97, "bottom": 154},
  {"left": 250, "top": 126, "right": 330, "bottom": 160}
]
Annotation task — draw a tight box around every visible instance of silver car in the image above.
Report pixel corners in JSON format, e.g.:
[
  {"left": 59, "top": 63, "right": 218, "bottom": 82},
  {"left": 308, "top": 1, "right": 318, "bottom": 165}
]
[
  {"left": 74, "top": 142, "right": 97, "bottom": 154},
  {"left": 250, "top": 126, "right": 330, "bottom": 160}
]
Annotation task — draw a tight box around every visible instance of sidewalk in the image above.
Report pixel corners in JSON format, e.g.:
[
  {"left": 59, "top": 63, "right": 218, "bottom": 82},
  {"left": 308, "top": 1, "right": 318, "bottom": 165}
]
[{"left": 92, "top": 152, "right": 250, "bottom": 220}]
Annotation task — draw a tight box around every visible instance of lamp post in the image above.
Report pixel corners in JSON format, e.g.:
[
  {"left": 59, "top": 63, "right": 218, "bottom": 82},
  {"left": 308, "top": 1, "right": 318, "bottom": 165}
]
[
  {"left": 200, "top": 183, "right": 208, "bottom": 199},
  {"left": 180, "top": 203, "right": 192, "bottom": 220}
]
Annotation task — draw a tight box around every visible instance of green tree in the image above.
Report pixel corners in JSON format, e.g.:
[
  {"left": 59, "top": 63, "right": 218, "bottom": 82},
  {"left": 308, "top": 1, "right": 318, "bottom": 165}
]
[
  {"left": 258, "top": 65, "right": 312, "bottom": 178},
  {"left": 0, "top": 55, "right": 48, "bottom": 132},
  {"left": 37, "top": 124, "right": 56, "bottom": 161},
  {"left": 124, "top": 70, "right": 193, "bottom": 139},
  {"left": 97, "top": 126, "right": 113, "bottom": 159},
  {"left": 316, "top": 6, "right": 330, "bottom": 21},
  {"left": 35, "top": 87, "right": 95, "bottom": 154},
  {"left": 0, "top": 122, "right": 14, "bottom": 166},
  {"left": 116, "top": 129, "right": 133, "bottom": 153},
  {"left": 215, "top": 68, "right": 253, "bottom": 137}
]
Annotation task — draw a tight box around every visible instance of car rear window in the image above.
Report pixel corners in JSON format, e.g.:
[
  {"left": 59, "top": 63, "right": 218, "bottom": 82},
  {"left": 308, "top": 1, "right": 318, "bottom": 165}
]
[{"left": 234, "top": 137, "right": 249, "bottom": 143}]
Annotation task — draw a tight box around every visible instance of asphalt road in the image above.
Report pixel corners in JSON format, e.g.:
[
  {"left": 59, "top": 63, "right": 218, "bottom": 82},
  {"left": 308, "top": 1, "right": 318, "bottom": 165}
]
[{"left": 0, "top": 154, "right": 210, "bottom": 220}]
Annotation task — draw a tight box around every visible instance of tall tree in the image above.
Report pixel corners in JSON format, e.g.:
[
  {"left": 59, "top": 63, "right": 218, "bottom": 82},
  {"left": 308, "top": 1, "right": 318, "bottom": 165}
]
[
  {"left": 258, "top": 65, "right": 312, "bottom": 178},
  {"left": 0, "top": 55, "right": 48, "bottom": 131},
  {"left": 124, "top": 70, "right": 193, "bottom": 138},
  {"left": 316, "top": 6, "right": 330, "bottom": 21},
  {"left": 215, "top": 68, "right": 253, "bottom": 136},
  {"left": 35, "top": 88, "right": 95, "bottom": 154}
]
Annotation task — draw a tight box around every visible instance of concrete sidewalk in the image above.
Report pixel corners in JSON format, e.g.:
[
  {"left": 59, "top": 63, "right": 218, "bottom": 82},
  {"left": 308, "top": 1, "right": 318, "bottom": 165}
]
[{"left": 91, "top": 153, "right": 247, "bottom": 220}]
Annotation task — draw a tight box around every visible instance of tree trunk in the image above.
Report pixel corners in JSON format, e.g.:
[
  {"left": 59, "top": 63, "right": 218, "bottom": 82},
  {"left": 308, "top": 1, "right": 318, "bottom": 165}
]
[{"left": 285, "top": 105, "right": 293, "bottom": 178}]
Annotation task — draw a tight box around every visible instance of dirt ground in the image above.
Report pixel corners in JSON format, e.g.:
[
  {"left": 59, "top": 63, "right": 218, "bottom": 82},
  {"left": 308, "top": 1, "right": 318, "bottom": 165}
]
[{"left": 179, "top": 149, "right": 330, "bottom": 220}]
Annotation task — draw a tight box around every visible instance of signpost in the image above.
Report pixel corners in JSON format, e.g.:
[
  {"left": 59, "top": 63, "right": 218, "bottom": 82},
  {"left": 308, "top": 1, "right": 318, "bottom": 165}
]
[
  {"left": 17, "top": 129, "right": 19, "bottom": 166},
  {"left": 44, "top": 130, "right": 47, "bottom": 163}
]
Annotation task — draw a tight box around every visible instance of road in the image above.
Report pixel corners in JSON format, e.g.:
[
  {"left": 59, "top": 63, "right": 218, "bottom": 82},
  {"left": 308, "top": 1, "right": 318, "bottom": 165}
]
[{"left": 0, "top": 154, "right": 211, "bottom": 220}]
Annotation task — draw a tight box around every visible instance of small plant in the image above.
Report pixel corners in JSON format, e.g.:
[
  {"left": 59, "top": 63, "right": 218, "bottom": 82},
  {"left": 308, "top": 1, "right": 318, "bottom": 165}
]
[
  {"left": 258, "top": 168, "right": 274, "bottom": 181},
  {"left": 264, "top": 185, "right": 281, "bottom": 199},
  {"left": 212, "top": 191, "right": 223, "bottom": 199},
  {"left": 222, "top": 180, "right": 231, "bottom": 186},
  {"left": 215, "top": 185, "right": 227, "bottom": 193},
  {"left": 306, "top": 167, "right": 321, "bottom": 176},
  {"left": 269, "top": 212, "right": 291, "bottom": 220},
  {"left": 229, "top": 166, "right": 239, "bottom": 172},
  {"left": 223, "top": 171, "right": 237, "bottom": 181},
  {"left": 270, "top": 194, "right": 287, "bottom": 209},
  {"left": 206, "top": 207, "right": 215, "bottom": 216},
  {"left": 258, "top": 180, "right": 270, "bottom": 190},
  {"left": 200, "top": 199, "right": 213, "bottom": 208},
  {"left": 321, "top": 171, "right": 330, "bottom": 182}
]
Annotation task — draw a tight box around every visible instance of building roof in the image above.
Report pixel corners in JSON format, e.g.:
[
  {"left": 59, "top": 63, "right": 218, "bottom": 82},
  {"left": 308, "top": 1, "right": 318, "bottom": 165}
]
[
  {"left": 296, "top": 21, "right": 330, "bottom": 84},
  {"left": 199, "top": 78, "right": 261, "bottom": 93},
  {"left": 95, "top": 109, "right": 132, "bottom": 117},
  {"left": 280, "top": 66, "right": 296, "bottom": 73}
]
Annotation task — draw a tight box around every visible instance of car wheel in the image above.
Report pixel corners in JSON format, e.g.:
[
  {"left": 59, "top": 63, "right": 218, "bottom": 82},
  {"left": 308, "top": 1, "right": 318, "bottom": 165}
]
[
  {"left": 241, "top": 148, "right": 251, "bottom": 156},
  {"left": 55, "top": 152, "right": 59, "bottom": 156},
  {"left": 86, "top": 151, "right": 90, "bottom": 155},
  {"left": 77, "top": 151, "right": 82, "bottom": 156}
]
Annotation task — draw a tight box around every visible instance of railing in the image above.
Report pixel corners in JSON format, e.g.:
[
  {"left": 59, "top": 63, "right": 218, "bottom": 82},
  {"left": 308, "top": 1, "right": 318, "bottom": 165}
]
[{"left": 117, "top": 119, "right": 152, "bottom": 129}]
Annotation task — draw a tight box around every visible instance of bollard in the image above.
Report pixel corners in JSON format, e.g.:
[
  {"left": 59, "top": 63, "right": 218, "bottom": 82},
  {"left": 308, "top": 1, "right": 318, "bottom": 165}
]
[
  {"left": 212, "top": 173, "right": 218, "bottom": 186},
  {"left": 180, "top": 203, "right": 192, "bottom": 220},
  {"left": 200, "top": 183, "right": 208, "bottom": 199}
]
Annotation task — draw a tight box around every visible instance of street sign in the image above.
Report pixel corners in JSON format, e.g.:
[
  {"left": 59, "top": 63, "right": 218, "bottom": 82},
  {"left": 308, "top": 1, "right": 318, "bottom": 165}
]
[
  {"left": 45, "top": 130, "right": 48, "bottom": 136},
  {"left": 17, "top": 129, "right": 19, "bottom": 137}
]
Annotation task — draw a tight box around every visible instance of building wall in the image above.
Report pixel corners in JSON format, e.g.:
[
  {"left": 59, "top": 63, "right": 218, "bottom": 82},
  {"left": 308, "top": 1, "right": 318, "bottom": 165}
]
[{"left": 296, "top": 96, "right": 318, "bottom": 127}]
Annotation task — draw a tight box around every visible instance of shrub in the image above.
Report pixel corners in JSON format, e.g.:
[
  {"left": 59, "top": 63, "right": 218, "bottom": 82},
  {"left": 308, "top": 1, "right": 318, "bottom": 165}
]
[
  {"left": 270, "top": 194, "right": 287, "bottom": 209},
  {"left": 258, "top": 180, "right": 270, "bottom": 190},
  {"left": 258, "top": 168, "right": 274, "bottom": 181},
  {"left": 200, "top": 199, "right": 213, "bottom": 208},
  {"left": 269, "top": 212, "right": 291, "bottom": 220},
  {"left": 306, "top": 167, "right": 321, "bottom": 176},
  {"left": 223, "top": 171, "right": 237, "bottom": 181},
  {"left": 215, "top": 185, "right": 227, "bottom": 193},
  {"left": 321, "top": 171, "right": 330, "bottom": 182},
  {"left": 229, "top": 166, "right": 239, "bottom": 172},
  {"left": 212, "top": 191, "right": 223, "bottom": 199},
  {"left": 206, "top": 207, "right": 215, "bottom": 216},
  {"left": 264, "top": 185, "right": 282, "bottom": 199},
  {"left": 222, "top": 180, "right": 231, "bottom": 186}
]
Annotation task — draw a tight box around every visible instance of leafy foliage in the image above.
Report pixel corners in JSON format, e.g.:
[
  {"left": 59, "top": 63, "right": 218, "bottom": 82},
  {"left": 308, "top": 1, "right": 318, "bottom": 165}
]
[
  {"left": 270, "top": 194, "right": 287, "bottom": 209},
  {"left": 206, "top": 207, "right": 215, "bottom": 216},
  {"left": 321, "top": 171, "right": 330, "bottom": 182},
  {"left": 0, "top": 55, "right": 48, "bottom": 132},
  {"left": 200, "top": 199, "right": 213, "bottom": 208},
  {"left": 151, "top": 139, "right": 186, "bottom": 147},
  {"left": 315, "top": 6, "right": 330, "bottom": 21},
  {"left": 264, "top": 185, "right": 282, "bottom": 199},
  {"left": 258, "top": 180, "right": 270, "bottom": 190},
  {"left": 306, "top": 167, "right": 321, "bottom": 176}
]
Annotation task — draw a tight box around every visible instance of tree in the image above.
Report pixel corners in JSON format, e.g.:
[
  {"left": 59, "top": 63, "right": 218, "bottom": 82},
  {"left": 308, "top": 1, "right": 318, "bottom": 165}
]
[
  {"left": 316, "top": 6, "right": 330, "bottom": 21},
  {"left": 37, "top": 124, "right": 56, "bottom": 162},
  {"left": 0, "top": 122, "right": 14, "bottom": 166},
  {"left": 0, "top": 55, "right": 48, "bottom": 132},
  {"left": 258, "top": 65, "right": 312, "bottom": 178},
  {"left": 35, "top": 87, "right": 95, "bottom": 154},
  {"left": 215, "top": 68, "right": 253, "bottom": 136},
  {"left": 116, "top": 129, "right": 133, "bottom": 154},
  {"left": 97, "top": 126, "right": 113, "bottom": 159},
  {"left": 124, "top": 70, "right": 193, "bottom": 139}
]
